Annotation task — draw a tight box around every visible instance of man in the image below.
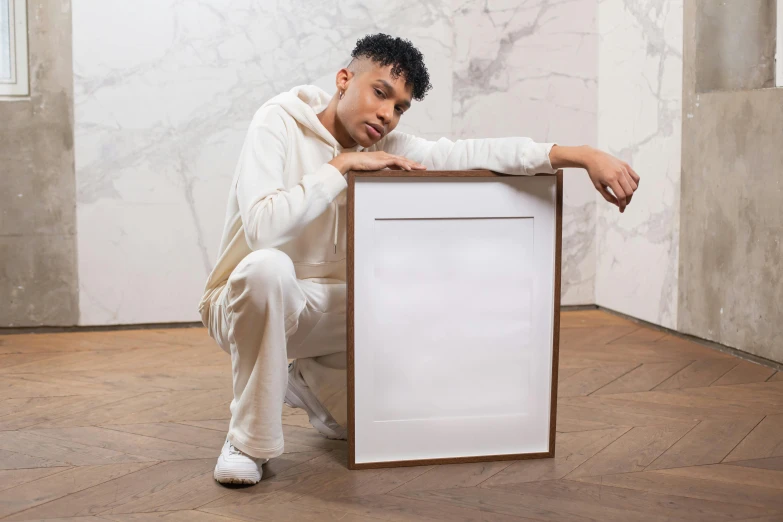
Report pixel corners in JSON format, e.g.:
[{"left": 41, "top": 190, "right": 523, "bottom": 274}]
[{"left": 200, "top": 33, "right": 639, "bottom": 485}]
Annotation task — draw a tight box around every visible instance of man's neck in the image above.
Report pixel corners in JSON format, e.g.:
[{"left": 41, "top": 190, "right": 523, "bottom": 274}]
[{"left": 317, "top": 98, "right": 358, "bottom": 149}]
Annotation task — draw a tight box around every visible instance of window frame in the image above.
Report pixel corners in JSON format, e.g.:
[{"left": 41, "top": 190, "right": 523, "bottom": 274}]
[
  {"left": 777, "top": 0, "right": 783, "bottom": 87},
  {"left": 0, "top": 0, "right": 28, "bottom": 96}
]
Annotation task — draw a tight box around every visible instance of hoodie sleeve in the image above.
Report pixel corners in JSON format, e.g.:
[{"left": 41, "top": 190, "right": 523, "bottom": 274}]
[
  {"left": 373, "top": 131, "right": 558, "bottom": 176},
  {"left": 236, "top": 110, "right": 347, "bottom": 251}
]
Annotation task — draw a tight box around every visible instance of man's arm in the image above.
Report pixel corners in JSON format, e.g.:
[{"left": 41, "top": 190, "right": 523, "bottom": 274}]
[
  {"left": 368, "top": 131, "right": 557, "bottom": 176},
  {"left": 236, "top": 109, "right": 346, "bottom": 250},
  {"left": 548, "top": 144, "right": 640, "bottom": 212},
  {"left": 371, "top": 131, "right": 639, "bottom": 212}
]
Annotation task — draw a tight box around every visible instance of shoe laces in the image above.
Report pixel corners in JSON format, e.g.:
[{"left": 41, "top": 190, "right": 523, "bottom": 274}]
[{"left": 226, "top": 440, "right": 242, "bottom": 456}]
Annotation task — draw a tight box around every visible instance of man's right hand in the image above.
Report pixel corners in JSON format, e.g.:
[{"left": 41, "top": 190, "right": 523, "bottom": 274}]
[{"left": 330, "top": 152, "right": 427, "bottom": 174}]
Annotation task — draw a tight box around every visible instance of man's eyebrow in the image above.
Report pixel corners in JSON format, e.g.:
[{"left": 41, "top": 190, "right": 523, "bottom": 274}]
[{"left": 377, "top": 79, "right": 412, "bottom": 109}]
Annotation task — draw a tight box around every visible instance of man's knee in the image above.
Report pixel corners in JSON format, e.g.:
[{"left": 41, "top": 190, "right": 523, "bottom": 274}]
[{"left": 228, "top": 249, "right": 295, "bottom": 297}]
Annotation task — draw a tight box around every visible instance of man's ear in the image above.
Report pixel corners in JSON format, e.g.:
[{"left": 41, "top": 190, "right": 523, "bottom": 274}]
[{"left": 336, "top": 68, "right": 353, "bottom": 93}]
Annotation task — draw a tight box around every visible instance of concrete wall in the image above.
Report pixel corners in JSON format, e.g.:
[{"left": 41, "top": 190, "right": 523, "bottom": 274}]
[
  {"left": 0, "top": 1, "right": 77, "bottom": 327},
  {"left": 679, "top": 0, "right": 783, "bottom": 363},
  {"left": 694, "top": 0, "right": 776, "bottom": 93}
]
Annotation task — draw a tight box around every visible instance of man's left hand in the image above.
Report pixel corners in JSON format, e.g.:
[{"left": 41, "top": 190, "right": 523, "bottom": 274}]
[{"left": 584, "top": 148, "right": 640, "bottom": 213}]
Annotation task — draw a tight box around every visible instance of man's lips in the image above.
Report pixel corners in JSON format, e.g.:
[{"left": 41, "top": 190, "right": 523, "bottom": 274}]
[{"left": 366, "top": 123, "right": 382, "bottom": 138}]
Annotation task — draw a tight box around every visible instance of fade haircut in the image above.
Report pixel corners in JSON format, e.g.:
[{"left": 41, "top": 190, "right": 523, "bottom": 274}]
[{"left": 348, "top": 33, "right": 433, "bottom": 101}]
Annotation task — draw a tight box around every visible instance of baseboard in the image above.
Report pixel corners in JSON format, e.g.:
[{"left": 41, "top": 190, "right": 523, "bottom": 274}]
[
  {"left": 0, "top": 321, "right": 204, "bottom": 336},
  {"left": 596, "top": 305, "right": 783, "bottom": 372}
]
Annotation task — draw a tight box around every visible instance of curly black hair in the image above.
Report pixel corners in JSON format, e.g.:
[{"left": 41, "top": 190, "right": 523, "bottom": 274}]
[{"left": 349, "top": 33, "right": 433, "bottom": 101}]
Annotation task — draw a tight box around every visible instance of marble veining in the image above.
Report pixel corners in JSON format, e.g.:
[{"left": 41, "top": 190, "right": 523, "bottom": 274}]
[
  {"left": 452, "top": 0, "right": 599, "bottom": 305},
  {"left": 595, "top": 0, "right": 682, "bottom": 328},
  {"left": 74, "top": 0, "right": 599, "bottom": 324}
]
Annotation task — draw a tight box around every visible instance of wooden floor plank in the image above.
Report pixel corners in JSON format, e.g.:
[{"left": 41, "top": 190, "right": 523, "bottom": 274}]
[
  {"left": 559, "top": 325, "right": 640, "bottom": 347},
  {"left": 566, "top": 422, "right": 696, "bottom": 478},
  {"left": 0, "top": 461, "right": 155, "bottom": 519},
  {"left": 558, "top": 363, "right": 640, "bottom": 397},
  {"left": 0, "top": 431, "right": 153, "bottom": 466},
  {"left": 99, "top": 470, "right": 230, "bottom": 515},
  {"left": 31, "top": 391, "right": 217, "bottom": 429},
  {"left": 0, "top": 466, "right": 69, "bottom": 492},
  {"left": 26, "top": 426, "right": 216, "bottom": 461},
  {"left": 574, "top": 471, "right": 783, "bottom": 509},
  {"left": 487, "top": 478, "right": 776, "bottom": 521},
  {"left": 480, "top": 427, "right": 630, "bottom": 487},
  {"left": 0, "top": 394, "right": 139, "bottom": 431},
  {"left": 608, "top": 327, "right": 668, "bottom": 344},
  {"left": 712, "top": 361, "right": 777, "bottom": 386},
  {"left": 726, "top": 457, "right": 783, "bottom": 472},
  {"left": 389, "top": 460, "right": 513, "bottom": 494},
  {"left": 0, "top": 447, "right": 68, "bottom": 469},
  {"left": 645, "top": 416, "right": 764, "bottom": 470},
  {"left": 654, "top": 463, "right": 783, "bottom": 490},
  {"left": 2, "top": 459, "right": 216, "bottom": 520},
  {"left": 241, "top": 493, "right": 534, "bottom": 521},
  {"left": 592, "top": 361, "right": 693, "bottom": 395},
  {"left": 98, "top": 422, "right": 226, "bottom": 449},
  {"left": 724, "top": 415, "right": 783, "bottom": 462},
  {"left": 581, "top": 390, "right": 770, "bottom": 419},
  {"left": 204, "top": 503, "right": 385, "bottom": 522},
  {"left": 103, "top": 511, "right": 244, "bottom": 522},
  {"left": 398, "top": 485, "right": 676, "bottom": 522},
  {"left": 654, "top": 359, "right": 740, "bottom": 390},
  {"left": 652, "top": 335, "right": 736, "bottom": 359}
]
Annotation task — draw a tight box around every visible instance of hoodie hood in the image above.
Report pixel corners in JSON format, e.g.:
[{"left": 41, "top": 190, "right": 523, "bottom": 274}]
[
  {"left": 260, "top": 84, "right": 364, "bottom": 153},
  {"left": 258, "top": 84, "right": 363, "bottom": 257}
]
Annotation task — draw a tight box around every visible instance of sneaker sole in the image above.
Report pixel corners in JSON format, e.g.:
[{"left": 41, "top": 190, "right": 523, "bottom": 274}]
[{"left": 213, "top": 455, "right": 261, "bottom": 485}]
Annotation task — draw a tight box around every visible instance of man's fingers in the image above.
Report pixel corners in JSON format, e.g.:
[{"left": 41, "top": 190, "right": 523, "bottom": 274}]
[
  {"left": 628, "top": 165, "right": 640, "bottom": 185},
  {"left": 618, "top": 171, "right": 635, "bottom": 206},
  {"left": 623, "top": 168, "right": 638, "bottom": 191},
  {"left": 597, "top": 183, "right": 619, "bottom": 207},
  {"left": 609, "top": 180, "right": 627, "bottom": 211}
]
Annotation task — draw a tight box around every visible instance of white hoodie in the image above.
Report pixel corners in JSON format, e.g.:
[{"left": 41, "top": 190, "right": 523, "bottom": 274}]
[{"left": 198, "top": 84, "right": 557, "bottom": 318}]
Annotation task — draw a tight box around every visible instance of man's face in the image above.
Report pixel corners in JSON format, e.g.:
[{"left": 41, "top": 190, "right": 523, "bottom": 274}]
[{"left": 337, "top": 63, "right": 413, "bottom": 147}]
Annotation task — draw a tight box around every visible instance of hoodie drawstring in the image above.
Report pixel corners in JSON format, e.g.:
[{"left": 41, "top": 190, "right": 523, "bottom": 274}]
[
  {"left": 333, "top": 146, "right": 339, "bottom": 253},
  {"left": 333, "top": 201, "right": 338, "bottom": 254}
]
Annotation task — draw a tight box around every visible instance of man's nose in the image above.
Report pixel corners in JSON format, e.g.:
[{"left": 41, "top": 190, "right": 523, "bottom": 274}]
[{"left": 378, "top": 106, "right": 391, "bottom": 124}]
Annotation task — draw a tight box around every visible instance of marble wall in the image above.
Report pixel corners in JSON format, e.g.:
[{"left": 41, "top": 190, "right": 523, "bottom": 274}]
[
  {"left": 451, "top": 0, "right": 598, "bottom": 305},
  {"left": 595, "top": 0, "right": 683, "bottom": 329},
  {"left": 73, "top": 0, "right": 600, "bottom": 325}
]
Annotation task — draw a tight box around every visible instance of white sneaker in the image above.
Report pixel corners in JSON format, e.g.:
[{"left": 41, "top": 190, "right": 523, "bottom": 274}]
[
  {"left": 214, "top": 438, "right": 269, "bottom": 485},
  {"left": 284, "top": 361, "right": 347, "bottom": 440}
]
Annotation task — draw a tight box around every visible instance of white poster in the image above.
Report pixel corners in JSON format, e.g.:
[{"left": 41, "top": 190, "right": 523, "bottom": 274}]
[{"left": 350, "top": 173, "right": 561, "bottom": 467}]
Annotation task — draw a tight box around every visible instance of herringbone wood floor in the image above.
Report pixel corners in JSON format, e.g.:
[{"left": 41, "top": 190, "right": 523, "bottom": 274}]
[{"left": 1, "top": 310, "right": 782, "bottom": 521}]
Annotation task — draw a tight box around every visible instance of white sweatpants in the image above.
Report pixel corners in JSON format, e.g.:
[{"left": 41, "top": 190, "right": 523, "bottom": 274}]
[{"left": 204, "top": 249, "right": 347, "bottom": 459}]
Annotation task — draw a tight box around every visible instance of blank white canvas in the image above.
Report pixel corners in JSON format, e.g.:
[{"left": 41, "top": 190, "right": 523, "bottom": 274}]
[{"left": 353, "top": 175, "right": 558, "bottom": 465}]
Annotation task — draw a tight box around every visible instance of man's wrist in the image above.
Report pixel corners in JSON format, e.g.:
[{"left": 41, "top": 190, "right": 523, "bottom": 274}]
[
  {"left": 549, "top": 145, "right": 596, "bottom": 170},
  {"left": 329, "top": 155, "right": 350, "bottom": 174}
]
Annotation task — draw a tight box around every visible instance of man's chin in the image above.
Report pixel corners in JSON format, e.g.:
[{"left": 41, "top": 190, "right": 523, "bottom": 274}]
[{"left": 356, "top": 134, "right": 376, "bottom": 148}]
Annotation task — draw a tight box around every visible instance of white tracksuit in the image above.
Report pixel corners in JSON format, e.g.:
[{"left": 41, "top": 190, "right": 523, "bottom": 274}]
[{"left": 199, "top": 84, "right": 557, "bottom": 459}]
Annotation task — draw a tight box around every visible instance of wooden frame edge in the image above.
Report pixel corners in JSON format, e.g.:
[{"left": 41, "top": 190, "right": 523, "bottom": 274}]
[{"left": 347, "top": 169, "right": 563, "bottom": 470}]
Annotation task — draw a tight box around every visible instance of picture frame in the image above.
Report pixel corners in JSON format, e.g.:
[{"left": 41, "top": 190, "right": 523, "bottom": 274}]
[{"left": 347, "top": 169, "right": 562, "bottom": 470}]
